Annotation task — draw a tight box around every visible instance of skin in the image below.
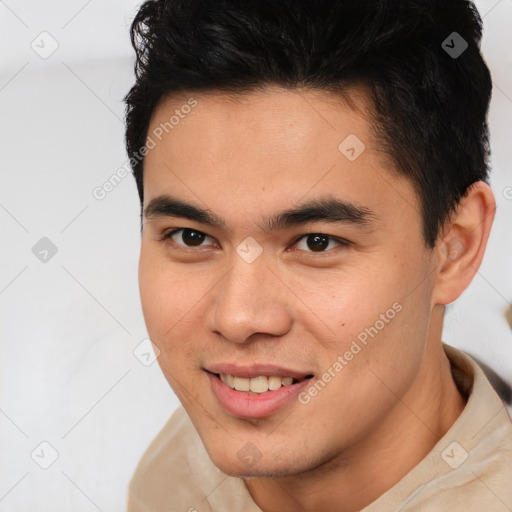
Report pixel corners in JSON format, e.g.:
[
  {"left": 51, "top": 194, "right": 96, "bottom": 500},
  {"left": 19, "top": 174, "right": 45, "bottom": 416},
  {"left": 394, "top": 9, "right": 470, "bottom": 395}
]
[{"left": 138, "top": 86, "right": 495, "bottom": 512}]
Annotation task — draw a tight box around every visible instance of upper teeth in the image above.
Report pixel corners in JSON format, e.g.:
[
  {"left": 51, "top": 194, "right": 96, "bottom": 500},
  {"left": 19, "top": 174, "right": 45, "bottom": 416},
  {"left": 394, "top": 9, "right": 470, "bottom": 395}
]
[{"left": 219, "top": 374, "right": 294, "bottom": 393}]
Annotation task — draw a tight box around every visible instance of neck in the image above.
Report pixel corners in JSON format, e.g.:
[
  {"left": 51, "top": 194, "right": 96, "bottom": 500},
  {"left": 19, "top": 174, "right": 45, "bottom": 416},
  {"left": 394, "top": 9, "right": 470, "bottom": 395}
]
[{"left": 244, "top": 306, "right": 466, "bottom": 512}]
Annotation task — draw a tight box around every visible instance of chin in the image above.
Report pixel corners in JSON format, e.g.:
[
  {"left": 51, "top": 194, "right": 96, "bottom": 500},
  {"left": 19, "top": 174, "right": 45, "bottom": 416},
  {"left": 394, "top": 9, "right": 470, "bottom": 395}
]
[
  {"left": 212, "top": 459, "right": 300, "bottom": 479},
  {"left": 205, "top": 442, "right": 317, "bottom": 479}
]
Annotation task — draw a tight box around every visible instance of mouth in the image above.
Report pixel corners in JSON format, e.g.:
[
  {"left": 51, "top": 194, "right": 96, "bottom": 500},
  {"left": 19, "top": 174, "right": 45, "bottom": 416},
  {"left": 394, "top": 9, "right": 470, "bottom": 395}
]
[
  {"left": 204, "top": 366, "right": 315, "bottom": 419},
  {"left": 213, "top": 372, "right": 313, "bottom": 394}
]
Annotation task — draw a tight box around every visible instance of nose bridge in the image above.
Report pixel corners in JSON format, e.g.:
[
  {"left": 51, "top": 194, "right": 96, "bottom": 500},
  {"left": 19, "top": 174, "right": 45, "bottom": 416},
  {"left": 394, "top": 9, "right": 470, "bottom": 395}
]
[{"left": 208, "top": 254, "right": 291, "bottom": 343}]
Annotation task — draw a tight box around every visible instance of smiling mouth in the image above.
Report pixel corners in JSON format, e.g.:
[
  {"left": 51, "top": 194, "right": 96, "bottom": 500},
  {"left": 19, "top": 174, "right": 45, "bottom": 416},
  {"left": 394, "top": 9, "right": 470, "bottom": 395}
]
[{"left": 210, "top": 372, "right": 314, "bottom": 394}]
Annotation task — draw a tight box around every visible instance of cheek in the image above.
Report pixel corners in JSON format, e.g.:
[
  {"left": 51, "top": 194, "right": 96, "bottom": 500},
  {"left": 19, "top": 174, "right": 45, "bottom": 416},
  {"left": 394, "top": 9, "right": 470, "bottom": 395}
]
[
  {"left": 138, "top": 244, "right": 216, "bottom": 367},
  {"left": 138, "top": 247, "right": 192, "bottom": 343},
  {"left": 334, "top": 258, "right": 434, "bottom": 393},
  {"left": 303, "top": 251, "right": 431, "bottom": 376},
  {"left": 293, "top": 263, "right": 403, "bottom": 349},
  {"left": 138, "top": 248, "right": 167, "bottom": 340}
]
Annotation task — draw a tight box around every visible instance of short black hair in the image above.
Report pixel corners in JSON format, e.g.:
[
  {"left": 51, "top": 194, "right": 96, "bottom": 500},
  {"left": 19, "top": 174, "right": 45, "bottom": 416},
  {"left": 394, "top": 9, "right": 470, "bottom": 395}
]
[{"left": 124, "top": 0, "right": 492, "bottom": 247}]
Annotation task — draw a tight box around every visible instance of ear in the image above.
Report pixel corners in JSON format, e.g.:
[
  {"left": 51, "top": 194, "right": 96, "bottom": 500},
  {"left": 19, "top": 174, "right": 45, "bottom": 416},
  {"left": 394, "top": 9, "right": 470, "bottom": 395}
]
[{"left": 432, "top": 181, "right": 496, "bottom": 305}]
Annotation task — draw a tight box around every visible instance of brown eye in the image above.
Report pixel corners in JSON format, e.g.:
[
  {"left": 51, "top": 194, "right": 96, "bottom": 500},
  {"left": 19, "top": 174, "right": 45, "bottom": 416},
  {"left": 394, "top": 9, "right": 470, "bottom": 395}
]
[
  {"left": 306, "top": 234, "right": 329, "bottom": 251},
  {"left": 294, "top": 233, "right": 348, "bottom": 253},
  {"left": 168, "top": 228, "right": 210, "bottom": 247}
]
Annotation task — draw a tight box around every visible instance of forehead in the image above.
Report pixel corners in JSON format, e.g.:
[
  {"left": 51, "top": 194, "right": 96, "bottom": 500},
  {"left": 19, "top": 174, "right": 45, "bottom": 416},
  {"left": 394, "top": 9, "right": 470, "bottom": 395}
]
[
  {"left": 146, "top": 86, "right": 371, "bottom": 171},
  {"left": 142, "top": 86, "right": 419, "bottom": 231}
]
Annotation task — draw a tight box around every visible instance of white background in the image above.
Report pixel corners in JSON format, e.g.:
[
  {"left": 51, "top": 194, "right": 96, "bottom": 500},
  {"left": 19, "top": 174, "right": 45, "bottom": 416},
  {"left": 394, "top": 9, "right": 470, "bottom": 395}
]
[{"left": 1, "top": 1, "right": 511, "bottom": 510}]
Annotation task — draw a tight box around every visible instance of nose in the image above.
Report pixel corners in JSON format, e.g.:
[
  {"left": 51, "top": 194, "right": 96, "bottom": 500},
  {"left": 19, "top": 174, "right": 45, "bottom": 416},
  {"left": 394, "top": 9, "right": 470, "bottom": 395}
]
[{"left": 205, "top": 256, "right": 293, "bottom": 344}]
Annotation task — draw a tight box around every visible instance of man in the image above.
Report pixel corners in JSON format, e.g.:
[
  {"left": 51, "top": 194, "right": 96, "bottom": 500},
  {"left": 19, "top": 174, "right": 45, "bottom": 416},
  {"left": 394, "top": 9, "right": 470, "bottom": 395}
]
[{"left": 124, "top": 0, "right": 512, "bottom": 510}]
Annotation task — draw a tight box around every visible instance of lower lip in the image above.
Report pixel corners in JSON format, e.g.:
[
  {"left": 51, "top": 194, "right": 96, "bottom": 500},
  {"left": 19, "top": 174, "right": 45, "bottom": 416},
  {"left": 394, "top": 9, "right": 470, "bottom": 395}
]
[{"left": 207, "top": 372, "right": 312, "bottom": 419}]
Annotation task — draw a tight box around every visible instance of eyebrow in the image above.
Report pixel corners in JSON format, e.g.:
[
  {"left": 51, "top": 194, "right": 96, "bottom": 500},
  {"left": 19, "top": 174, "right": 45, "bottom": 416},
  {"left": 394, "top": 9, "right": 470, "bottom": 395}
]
[{"left": 143, "top": 194, "right": 378, "bottom": 233}]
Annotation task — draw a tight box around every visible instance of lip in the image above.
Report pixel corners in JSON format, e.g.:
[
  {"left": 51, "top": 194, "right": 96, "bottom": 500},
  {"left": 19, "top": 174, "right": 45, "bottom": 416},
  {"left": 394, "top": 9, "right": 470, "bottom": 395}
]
[
  {"left": 206, "top": 369, "right": 314, "bottom": 419},
  {"left": 205, "top": 363, "right": 312, "bottom": 380}
]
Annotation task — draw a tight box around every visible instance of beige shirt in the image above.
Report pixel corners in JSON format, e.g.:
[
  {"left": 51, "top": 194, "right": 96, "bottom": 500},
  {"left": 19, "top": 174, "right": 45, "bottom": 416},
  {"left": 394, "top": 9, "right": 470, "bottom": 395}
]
[{"left": 128, "top": 345, "right": 512, "bottom": 511}]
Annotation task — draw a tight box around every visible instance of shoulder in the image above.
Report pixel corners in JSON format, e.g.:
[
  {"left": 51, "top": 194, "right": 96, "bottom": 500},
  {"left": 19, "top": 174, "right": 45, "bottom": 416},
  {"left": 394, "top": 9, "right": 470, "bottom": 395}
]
[
  {"left": 127, "top": 406, "right": 211, "bottom": 511},
  {"left": 364, "top": 345, "right": 512, "bottom": 511},
  {"left": 423, "top": 346, "right": 512, "bottom": 510},
  {"left": 127, "top": 406, "right": 261, "bottom": 512}
]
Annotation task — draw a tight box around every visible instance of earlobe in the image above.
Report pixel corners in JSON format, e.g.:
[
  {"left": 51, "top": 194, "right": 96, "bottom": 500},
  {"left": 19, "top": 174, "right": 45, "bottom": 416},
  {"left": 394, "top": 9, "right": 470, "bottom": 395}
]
[{"left": 432, "top": 181, "right": 496, "bottom": 305}]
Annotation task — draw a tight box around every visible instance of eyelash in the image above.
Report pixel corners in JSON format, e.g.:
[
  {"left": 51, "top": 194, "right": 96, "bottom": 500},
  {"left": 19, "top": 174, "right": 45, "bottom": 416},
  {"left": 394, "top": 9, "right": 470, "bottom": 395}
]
[{"left": 160, "top": 228, "right": 351, "bottom": 254}]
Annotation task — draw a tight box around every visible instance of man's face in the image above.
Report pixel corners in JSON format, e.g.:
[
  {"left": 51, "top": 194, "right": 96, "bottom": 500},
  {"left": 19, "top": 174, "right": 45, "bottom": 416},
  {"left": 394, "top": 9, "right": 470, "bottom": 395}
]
[{"left": 139, "top": 87, "right": 437, "bottom": 477}]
